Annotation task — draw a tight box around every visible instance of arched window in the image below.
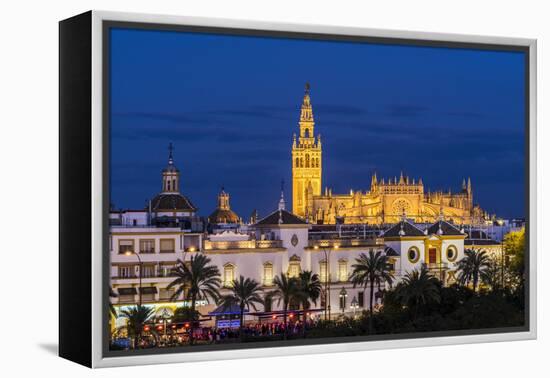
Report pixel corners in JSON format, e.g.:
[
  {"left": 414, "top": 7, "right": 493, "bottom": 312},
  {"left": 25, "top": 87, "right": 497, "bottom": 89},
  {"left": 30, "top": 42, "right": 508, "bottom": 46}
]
[
  {"left": 263, "top": 262, "right": 273, "bottom": 286},
  {"left": 319, "top": 260, "right": 328, "bottom": 282},
  {"left": 304, "top": 128, "right": 310, "bottom": 138},
  {"left": 223, "top": 263, "right": 235, "bottom": 287},
  {"left": 300, "top": 157, "right": 304, "bottom": 167},
  {"left": 288, "top": 255, "right": 301, "bottom": 278},
  {"left": 305, "top": 154, "right": 310, "bottom": 168},
  {"left": 338, "top": 259, "right": 348, "bottom": 282},
  {"left": 295, "top": 157, "right": 300, "bottom": 168},
  {"left": 166, "top": 180, "right": 171, "bottom": 191}
]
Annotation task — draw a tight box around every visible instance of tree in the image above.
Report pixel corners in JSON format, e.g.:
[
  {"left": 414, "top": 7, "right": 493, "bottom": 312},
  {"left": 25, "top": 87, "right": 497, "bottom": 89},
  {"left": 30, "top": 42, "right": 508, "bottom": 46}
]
[
  {"left": 167, "top": 254, "right": 221, "bottom": 345},
  {"left": 481, "top": 257, "right": 505, "bottom": 291},
  {"left": 109, "top": 286, "right": 118, "bottom": 318},
  {"left": 503, "top": 228, "right": 525, "bottom": 280},
  {"left": 172, "top": 306, "right": 200, "bottom": 323},
  {"left": 457, "top": 248, "right": 490, "bottom": 292},
  {"left": 297, "top": 271, "right": 322, "bottom": 337},
  {"left": 270, "top": 274, "right": 300, "bottom": 339},
  {"left": 120, "top": 305, "right": 154, "bottom": 349},
  {"left": 350, "top": 251, "right": 394, "bottom": 332},
  {"left": 219, "top": 276, "right": 264, "bottom": 340},
  {"left": 395, "top": 266, "right": 441, "bottom": 320}
]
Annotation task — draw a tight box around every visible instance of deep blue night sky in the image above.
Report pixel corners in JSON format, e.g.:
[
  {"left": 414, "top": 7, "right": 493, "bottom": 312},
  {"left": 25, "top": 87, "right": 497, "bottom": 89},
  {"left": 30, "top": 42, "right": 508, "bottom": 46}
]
[{"left": 109, "top": 28, "right": 526, "bottom": 220}]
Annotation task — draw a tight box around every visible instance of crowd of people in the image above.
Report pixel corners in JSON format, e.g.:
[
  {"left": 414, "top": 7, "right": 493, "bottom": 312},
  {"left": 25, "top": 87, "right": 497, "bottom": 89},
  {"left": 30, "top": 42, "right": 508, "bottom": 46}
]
[{"left": 111, "top": 316, "right": 326, "bottom": 350}]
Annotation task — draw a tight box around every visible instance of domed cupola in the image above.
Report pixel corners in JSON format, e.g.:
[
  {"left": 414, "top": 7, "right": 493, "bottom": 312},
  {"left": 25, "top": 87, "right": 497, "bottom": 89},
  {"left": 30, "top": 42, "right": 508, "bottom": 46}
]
[
  {"left": 150, "top": 143, "right": 197, "bottom": 214},
  {"left": 208, "top": 187, "right": 240, "bottom": 224}
]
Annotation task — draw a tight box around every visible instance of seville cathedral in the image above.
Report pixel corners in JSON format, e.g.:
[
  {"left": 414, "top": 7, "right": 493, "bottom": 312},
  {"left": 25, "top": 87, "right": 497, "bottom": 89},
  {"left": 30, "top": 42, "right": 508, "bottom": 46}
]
[{"left": 291, "top": 84, "right": 490, "bottom": 225}]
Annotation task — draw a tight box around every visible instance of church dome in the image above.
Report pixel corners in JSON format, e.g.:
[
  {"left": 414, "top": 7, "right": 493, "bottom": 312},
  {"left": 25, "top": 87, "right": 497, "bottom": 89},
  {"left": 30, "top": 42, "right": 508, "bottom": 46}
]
[
  {"left": 208, "top": 188, "right": 240, "bottom": 224},
  {"left": 150, "top": 193, "right": 196, "bottom": 212},
  {"left": 149, "top": 143, "right": 196, "bottom": 212},
  {"left": 208, "top": 208, "right": 240, "bottom": 224}
]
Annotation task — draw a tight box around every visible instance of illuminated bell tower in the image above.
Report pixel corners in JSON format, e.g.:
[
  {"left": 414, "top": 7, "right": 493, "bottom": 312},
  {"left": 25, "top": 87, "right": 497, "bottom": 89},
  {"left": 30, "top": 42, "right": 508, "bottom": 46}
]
[
  {"left": 292, "top": 83, "right": 322, "bottom": 218},
  {"left": 162, "top": 143, "right": 180, "bottom": 193}
]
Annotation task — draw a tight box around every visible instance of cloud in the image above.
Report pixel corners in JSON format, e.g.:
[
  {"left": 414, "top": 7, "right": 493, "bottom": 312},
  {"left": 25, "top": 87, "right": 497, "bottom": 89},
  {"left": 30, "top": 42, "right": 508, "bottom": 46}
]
[
  {"left": 386, "top": 104, "right": 429, "bottom": 117},
  {"left": 314, "top": 104, "right": 367, "bottom": 116}
]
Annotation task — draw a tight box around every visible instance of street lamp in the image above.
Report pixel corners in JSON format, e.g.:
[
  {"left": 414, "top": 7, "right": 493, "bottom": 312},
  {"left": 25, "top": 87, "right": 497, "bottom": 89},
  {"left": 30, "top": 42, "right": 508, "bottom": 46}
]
[
  {"left": 314, "top": 244, "right": 337, "bottom": 320},
  {"left": 125, "top": 250, "right": 143, "bottom": 306},
  {"left": 159, "top": 308, "right": 172, "bottom": 343},
  {"left": 339, "top": 287, "right": 348, "bottom": 314}
]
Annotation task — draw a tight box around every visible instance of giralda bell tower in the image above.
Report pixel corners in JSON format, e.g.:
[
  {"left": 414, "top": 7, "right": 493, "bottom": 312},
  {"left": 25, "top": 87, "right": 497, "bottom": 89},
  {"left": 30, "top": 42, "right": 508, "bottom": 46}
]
[{"left": 292, "top": 83, "right": 322, "bottom": 218}]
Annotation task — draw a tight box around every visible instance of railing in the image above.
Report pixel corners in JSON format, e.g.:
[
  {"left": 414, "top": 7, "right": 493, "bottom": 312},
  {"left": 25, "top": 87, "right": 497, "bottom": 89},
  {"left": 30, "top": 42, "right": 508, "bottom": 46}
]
[
  {"left": 308, "top": 239, "right": 380, "bottom": 249},
  {"left": 204, "top": 239, "right": 283, "bottom": 251},
  {"left": 111, "top": 272, "right": 176, "bottom": 280},
  {"left": 262, "top": 279, "right": 274, "bottom": 287},
  {"left": 422, "top": 262, "right": 449, "bottom": 270}
]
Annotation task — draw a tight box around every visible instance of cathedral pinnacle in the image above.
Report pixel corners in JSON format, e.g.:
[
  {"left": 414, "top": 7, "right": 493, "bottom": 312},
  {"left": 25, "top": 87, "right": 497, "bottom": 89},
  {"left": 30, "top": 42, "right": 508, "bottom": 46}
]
[
  {"left": 278, "top": 179, "right": 286, "bottom": 211},
  {"left": 168, "top": 142, "right": 174, "bottom": 165}
]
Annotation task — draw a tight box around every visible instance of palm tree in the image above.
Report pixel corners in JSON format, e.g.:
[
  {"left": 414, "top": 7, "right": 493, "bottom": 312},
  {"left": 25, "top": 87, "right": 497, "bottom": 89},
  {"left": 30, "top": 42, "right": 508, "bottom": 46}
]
[
  {"left": 350, "top": 251, "right": 394, "bottom": 332},
  {"left": 297, "top": 271, "right": 322, "bottom": 337},
  {"left": 480, "top": 258, "right": 504, "bottom": 291},
  {"left": 219, "top": 276, "right": 264, "bottom": 340},
  {"left": 120, "top": 305, "right": 154, "bottom": 349},
  {"left": 395, "top": 266, "right": 440, "bottom": 320},
  {"left": 457, "top": 248, "right": 490, "bottom": 292},
  {"left": 270, "top": 274, "right": 300, "bottom": 339},
  {"left": 109, "top": 286, "right": 118, "bottom": 318},
  {"left": 167, "top": 254, "right": 221, "bottom": 345}
]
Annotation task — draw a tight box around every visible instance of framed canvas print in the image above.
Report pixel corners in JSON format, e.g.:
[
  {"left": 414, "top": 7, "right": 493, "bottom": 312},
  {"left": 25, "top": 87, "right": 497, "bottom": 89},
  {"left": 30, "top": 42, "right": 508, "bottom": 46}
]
[{"left": 59, "top": 10, "right": 537, "bottom": 368}]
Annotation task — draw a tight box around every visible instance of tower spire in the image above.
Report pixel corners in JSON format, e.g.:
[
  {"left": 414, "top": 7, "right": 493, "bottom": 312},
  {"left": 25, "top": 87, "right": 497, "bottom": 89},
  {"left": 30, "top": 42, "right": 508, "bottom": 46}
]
[
  {"left": 292, "top": 83, "right": 322, "bottom": 218},
  {"left": 278, "top": 179, "right": 286, "bottom": 211},
  {"left": 161, "top": 142, "right": 180, "bottom": 193},
  {"left": 168, "top": 142, "right": 174, "bottom": 165}
]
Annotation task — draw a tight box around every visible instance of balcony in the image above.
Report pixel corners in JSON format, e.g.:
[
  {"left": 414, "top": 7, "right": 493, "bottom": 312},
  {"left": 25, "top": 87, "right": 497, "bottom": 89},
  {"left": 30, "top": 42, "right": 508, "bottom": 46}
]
[
  {"left": 204, "top": 239, "right": 283, "bottom": 251},
  {"left": 422, "top": 262, "right": 449, "bottom": 271},
  {"left": 308, "top": 238, "right": 380, "bottom": 249}
]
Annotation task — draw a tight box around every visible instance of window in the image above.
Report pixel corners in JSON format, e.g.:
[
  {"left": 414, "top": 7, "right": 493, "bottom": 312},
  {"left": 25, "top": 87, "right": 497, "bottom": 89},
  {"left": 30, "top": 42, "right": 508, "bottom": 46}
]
[
  {"left": 338, "top": 260, "right": 348, "bottom": 282},
  {"left": 141, "top": 265, "right": 155, "bottom": 278},
  {"left": 446, "top": 245, "right": 458, "bottom": 262},
  {"left": 295, "top": 157, "right": 300, "bottom": 167},
  {"left": 159, "top": 265, "right": 174, "bottom": 277},
  {"left": 288, "top": 262, "right": 301, "bottom": 278},
  {"left": 118, "top": 239, "right": 134, "bottom": 254},
  {"left": 160, "top": 238, "right": 175, "bottom": 253},
  {"left": 139, "top": 239, "right": 155, "bottom": 254},
  {"left": 118, "top": 266, "right": 134, "bottom": 278},
  {"left": 319, "top": 261, "right": 328, "bottom": 282},
  {"left": 407, "top": 246, "right": 420, "bottom": 263},
  {"left": 263, "top": 262, "right": 273, "bottom": 286},
  {"left": 358, "top": 291, "right": 364, "bottom": 307},
  {"left": 223, "top": 264, "right": 235, "bottom": 287},
  {"left": 140, "top": 286, "right": 157, "bottom": 302},
  {"left": 118, "top": 287, "right": 137, "bottom": 304},
  {"left": 160, "top": 288, "right": 175, "bottom": 301},
  {"left": 305, "top": 154, "right": 310, "bottom": 168}
]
